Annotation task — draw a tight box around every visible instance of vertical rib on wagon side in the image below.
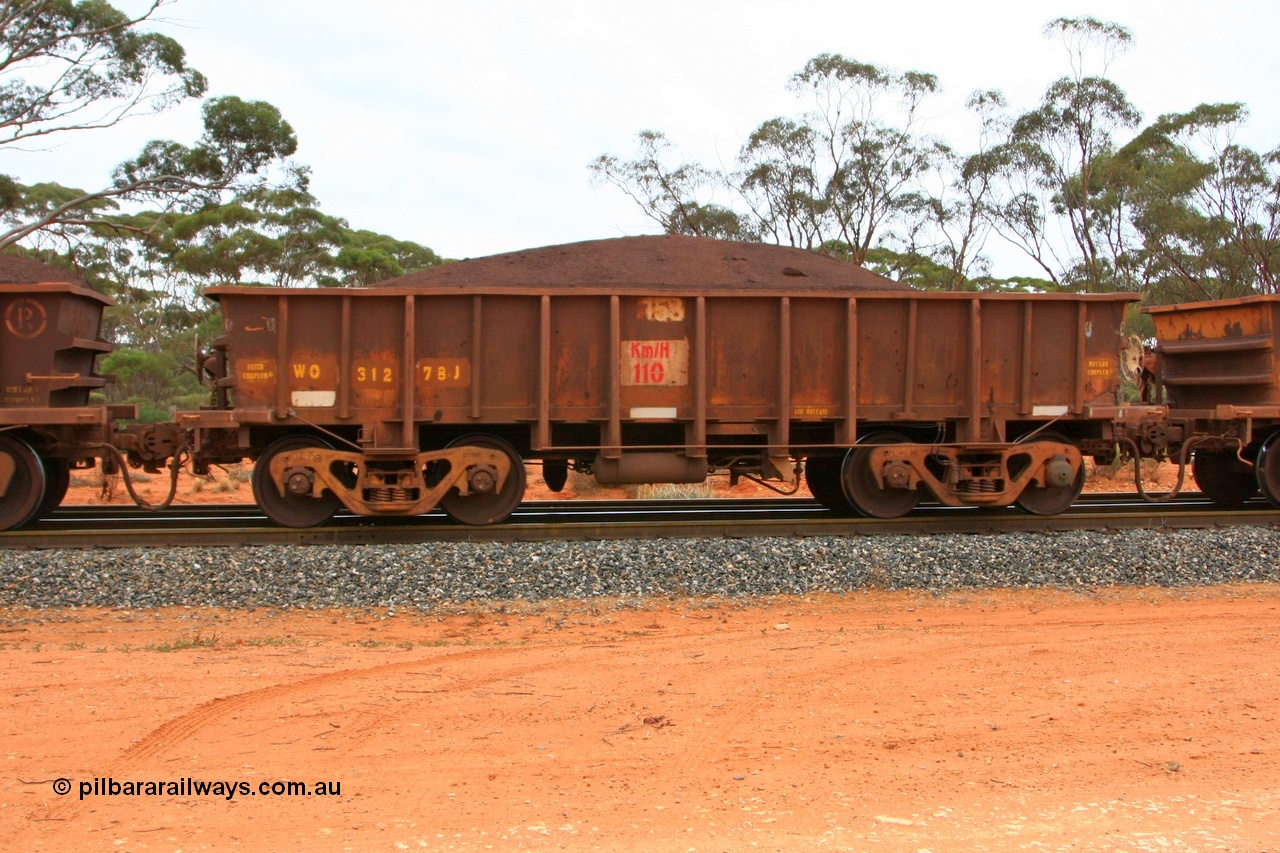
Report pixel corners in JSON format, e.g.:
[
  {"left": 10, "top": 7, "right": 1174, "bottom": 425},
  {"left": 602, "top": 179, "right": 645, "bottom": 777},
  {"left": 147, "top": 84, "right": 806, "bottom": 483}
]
[{"left": 189, "top": 282, "right": 1139, "bottom": 526}]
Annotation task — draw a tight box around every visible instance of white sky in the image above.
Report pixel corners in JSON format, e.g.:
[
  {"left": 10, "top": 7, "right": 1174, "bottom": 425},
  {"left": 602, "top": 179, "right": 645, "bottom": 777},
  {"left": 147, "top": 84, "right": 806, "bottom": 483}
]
[{"left": 7, "top": 0, "right": 1279, "bottom": 277}]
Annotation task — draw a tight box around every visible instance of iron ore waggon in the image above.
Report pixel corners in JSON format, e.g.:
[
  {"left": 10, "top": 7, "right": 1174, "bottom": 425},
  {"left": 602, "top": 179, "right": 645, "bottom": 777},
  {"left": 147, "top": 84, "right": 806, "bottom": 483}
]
[
  {"left": 179, "top": 236, "right": 1142, "bottom": 526},
  {"left": 1141, "top": 294, "right": 1280, "bottom": 507},
  {"left": 0, "top": 253, "right": 144, "bottom": 530}
]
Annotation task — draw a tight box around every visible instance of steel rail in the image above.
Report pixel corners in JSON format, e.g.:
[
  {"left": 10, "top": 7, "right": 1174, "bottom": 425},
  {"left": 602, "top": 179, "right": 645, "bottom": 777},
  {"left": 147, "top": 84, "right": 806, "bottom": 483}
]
[{"left": 2, "top": 494, "right": 1277, "bottom": 550}]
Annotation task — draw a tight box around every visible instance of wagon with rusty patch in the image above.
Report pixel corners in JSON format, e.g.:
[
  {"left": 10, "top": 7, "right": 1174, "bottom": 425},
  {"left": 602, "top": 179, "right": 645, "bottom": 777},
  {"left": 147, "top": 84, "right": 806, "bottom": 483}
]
[
  {"left": 182, "top": 236, "right": 1140, "bottom": 527},
  {"left": 1143, "top": 294, "right": 1280, "bottom": 507},
  {"left": 0, "top": 279, "right": 121, "bottom": 529}
]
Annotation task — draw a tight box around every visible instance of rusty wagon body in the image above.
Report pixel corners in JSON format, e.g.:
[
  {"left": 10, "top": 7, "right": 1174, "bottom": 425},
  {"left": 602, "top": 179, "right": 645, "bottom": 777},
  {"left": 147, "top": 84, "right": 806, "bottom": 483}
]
[
  {"left": 181, "top": 236, "right": 1140, "bottom": 526},
  {"left": 0, "top": 238, "right": 1150, "bottom": 530},
  {"left": 0, "top": 281, "right": 121, "bottom": 529},
  {"left": 1143, "top": 294, "right": 1280, "bottom": 506}
]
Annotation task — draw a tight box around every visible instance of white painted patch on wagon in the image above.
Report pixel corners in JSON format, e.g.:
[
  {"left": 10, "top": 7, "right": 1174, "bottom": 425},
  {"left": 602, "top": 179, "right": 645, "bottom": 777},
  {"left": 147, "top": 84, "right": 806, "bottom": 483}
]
[
  {"left": 292, "top": 391, "right": 337, "bottom": 407},
  {"left": 630, "top": 407, "right": 678, "bottom": 419}
]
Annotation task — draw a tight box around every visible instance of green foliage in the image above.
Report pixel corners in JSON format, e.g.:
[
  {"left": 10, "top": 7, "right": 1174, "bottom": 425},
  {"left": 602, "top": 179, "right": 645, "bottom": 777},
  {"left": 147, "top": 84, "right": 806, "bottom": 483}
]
[
  {"left": 0, "top": 2, "right": 443, "bottom": 417},
  {"left": 593, "top": 17, "right": 1276, "bottom": 303},
  {"left": 1112, "top": 103, "right": 1280, "bottom": 301},
  {"left": 863, "top": 245, "right": 1057, "bottom": 293},
  {"left": 99, "top": 347, "right": 201, "bottom": 420},
  {"left": 110, "top": 95, "right": 296, "bottom": 202},
  {"left": 595, "top": 54, "right": 946, "bottom": 266},
  {"left": 0, "top": 1, "right": 297, "bottom": 249},
  {"left": 589, "top": 130, "right": 753, "bottom": 240},
  {"left": 329, "top": 229, "right": 443, "bottom": 287},
  {"left": 0, "top": 1, "right": 207, "bottom": 143}
]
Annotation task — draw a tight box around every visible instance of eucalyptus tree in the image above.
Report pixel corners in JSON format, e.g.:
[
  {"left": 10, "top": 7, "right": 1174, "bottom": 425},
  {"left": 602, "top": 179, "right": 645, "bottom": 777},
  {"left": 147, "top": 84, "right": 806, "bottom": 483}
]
[
  {"left": 734, "top": 117, "right": 826, "bottom": 249},
  {"left": 589, "top": 129, "right": 751, "bottom": 240},
  {"left": 991, "top": 17, "right": 1141, "bottom": 290},
  {"left": 84, "top": 178, "right": 442, "bottom": 415},
  {"left": 0, "top": 0, "right": 298, "bottom": 249},
  {"left": 781, "top": 54, "right": 946, "bottom": 265},
  {"left": 91, "top": 173, "right": 440, "bottom": 341},
  {"left": 328, "top": 228, "right": 442, "bottom": 287},
  {"left": 594, "top": 55, "right": 947, "bottom": 266},
  {"left": 1118, "top": 103, "right": 1280, "bottom": 302},
  {"left": 915, "top": 90, "right": 1012, "bottom": 290}
]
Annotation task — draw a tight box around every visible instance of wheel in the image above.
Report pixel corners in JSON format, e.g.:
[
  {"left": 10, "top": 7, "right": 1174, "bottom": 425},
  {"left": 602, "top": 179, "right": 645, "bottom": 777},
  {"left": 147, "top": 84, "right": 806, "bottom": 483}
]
[
  {"left": 1192, "top": 448, "right": 1259, "bottom": 507},
  {"left": 252, "top": 435, "right": 341, "bottom": 528},
  {"left": 841, "top": 432, "right": 920, "bottom": 519},
  {"left": 804, "top": 455, "right": 854, "bottom": 514},
  {"left": 440, "top": 435, "right": 526, "bottom": 525},
  {"left": 542, "top": 459, "right": 568, "bottom": 493},
  {"left": 0, "top": 434, "right": 47, "bottom": 531},
  {"left": 36, "top": 458, "right": 71, "bottom": 518},
  {"left": 1013, "top": 432, "right": 1085, "bottom": 516},
  {"left": 1258, "top": 432, "right": 1280, "bottom": 507}
]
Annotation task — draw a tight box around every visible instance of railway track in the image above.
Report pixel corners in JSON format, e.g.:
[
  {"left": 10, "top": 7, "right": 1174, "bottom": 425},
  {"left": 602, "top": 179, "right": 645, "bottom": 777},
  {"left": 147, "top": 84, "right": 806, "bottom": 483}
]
[{"left": 3, "top": 493, "right": 1278, "bottom": 549}]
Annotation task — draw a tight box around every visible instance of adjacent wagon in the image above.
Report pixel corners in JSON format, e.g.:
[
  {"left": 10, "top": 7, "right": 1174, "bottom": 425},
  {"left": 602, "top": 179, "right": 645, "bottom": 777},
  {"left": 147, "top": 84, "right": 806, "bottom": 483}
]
[
  {"left": 0, "top": 275, "right": 118, "bottom": 529},
  {"left": 1144, "top": 294, "right": 1280, "bottom": 506}
]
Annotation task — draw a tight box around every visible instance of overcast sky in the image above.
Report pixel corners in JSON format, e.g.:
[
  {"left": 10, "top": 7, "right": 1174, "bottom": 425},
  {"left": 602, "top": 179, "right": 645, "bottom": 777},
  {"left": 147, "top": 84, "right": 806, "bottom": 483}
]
[{"left": 9, "top": 1, "right": 1280, "bottom": 276}]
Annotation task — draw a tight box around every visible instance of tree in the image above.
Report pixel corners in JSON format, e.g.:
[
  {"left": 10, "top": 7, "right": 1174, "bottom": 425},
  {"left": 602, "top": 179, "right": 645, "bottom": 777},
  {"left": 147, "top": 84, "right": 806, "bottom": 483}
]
[
  {"left": 589, "top": 129, "right": 751, "bottom": 240},
  {"left": 70, "top": 178, "right": 443, "bottom": 416},
  {"left": 0, "top": 0, "right": 205, "bottom": 145},
  {"left": 594, "top": 55, "right": 947, "bottom": 264},
  {"left": 0, "top": 1, "right": 298, "bottom": 249},
  {"left": 590, "top": 20, "right": 1275, "bottom": 302},
  {"left": 329, "top": 228, "right": 442, "bottom": 287},
  {"left": 1118, "top": 103, "right": 1280, "bottom": 301},
  {"left": 990, "top": 17, "right": 1141, "bottom": 290},
  {"left": 785, "top": 54, "right": 945, "bottom": 265},
  {"left": 735, "top": 117, "right": 825, "bottom": 249},
  {"left": 922, "top": 90, "right": 1010, "bottom": 290}
]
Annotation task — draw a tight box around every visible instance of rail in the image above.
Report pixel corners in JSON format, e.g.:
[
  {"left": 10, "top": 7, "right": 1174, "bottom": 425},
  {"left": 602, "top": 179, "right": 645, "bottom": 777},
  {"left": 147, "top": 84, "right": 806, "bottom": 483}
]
[{"left": 3, "top": 494, "right": 1277, "bottom": 550}]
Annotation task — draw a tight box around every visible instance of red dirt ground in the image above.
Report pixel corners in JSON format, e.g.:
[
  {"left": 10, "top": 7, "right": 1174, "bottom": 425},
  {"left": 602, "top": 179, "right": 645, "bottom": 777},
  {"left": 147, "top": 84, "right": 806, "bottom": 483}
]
[
  {"left": 9, "top": 460, "right": 1274, "bottom": 850},
  {"left": 3, "top": 586, "right": 1278, "bottom": 851}
]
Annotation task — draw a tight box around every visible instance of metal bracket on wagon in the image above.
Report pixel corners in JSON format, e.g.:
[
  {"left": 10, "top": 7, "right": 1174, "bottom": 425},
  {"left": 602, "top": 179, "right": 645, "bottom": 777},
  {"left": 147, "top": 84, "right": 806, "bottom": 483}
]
[
  {"left": 866, "top": 442, "right": 1083, "bottom": 508},
  {"left": 264, "top": 445, "right": 513, "bottom": 517}
]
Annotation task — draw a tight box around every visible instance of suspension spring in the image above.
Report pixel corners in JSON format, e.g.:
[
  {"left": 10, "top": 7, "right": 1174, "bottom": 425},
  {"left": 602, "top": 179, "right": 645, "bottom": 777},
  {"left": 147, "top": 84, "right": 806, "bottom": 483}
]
[{"left": 364, "top": 487, "right": 417, "bottom": 503}]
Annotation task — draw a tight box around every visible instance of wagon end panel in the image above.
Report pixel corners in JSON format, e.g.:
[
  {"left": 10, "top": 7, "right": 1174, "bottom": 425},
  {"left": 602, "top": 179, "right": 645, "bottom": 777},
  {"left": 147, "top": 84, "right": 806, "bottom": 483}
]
[
  {"left": 0, "top": 283, "right": 112, "bottom": 410},
  {"left": 1146, "top": 296, "right": 1280, "bottom": 409}
]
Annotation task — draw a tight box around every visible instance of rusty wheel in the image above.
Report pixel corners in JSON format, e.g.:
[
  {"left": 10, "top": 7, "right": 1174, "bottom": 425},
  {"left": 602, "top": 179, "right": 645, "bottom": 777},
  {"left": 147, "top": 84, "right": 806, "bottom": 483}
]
[
  {"left": 440, "top": 435, "right": 526, "bottom": 525},
  {"left": 842, "top": 432, "right": 920, "bottom": 519},
  {"left": 0, "top": 434, "right": 46, "bottom": 531},
  {"left": 1192, "top": 448, "right": 1258, "bottom": 507},
  {"left": 804, "top": 455, "right": 854, "bottom": 515},
  {"left": 36, "top": 458, "right": 70, "bottom": 518},
  {"left": 1013, "top": 432, "right": 1085, "bottom": 516},
  {"left": 1257, "top": 433, "right": 1280, "bottom": 508},
  {"left": 252, "top": 435, "right": 340, "bottom": 528}
]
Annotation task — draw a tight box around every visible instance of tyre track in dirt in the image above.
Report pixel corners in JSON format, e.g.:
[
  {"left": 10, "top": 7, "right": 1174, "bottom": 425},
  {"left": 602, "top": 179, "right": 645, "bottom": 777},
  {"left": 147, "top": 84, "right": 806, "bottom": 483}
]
[
  {"left": 19, "top": 644, "right": 555, "bottom": 828},
  {"left": 10, "top": 589, "right": 1280, "bottom": 851},
  {"left": 20, "top": 628, "right": 719, "bottom": 830}
]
